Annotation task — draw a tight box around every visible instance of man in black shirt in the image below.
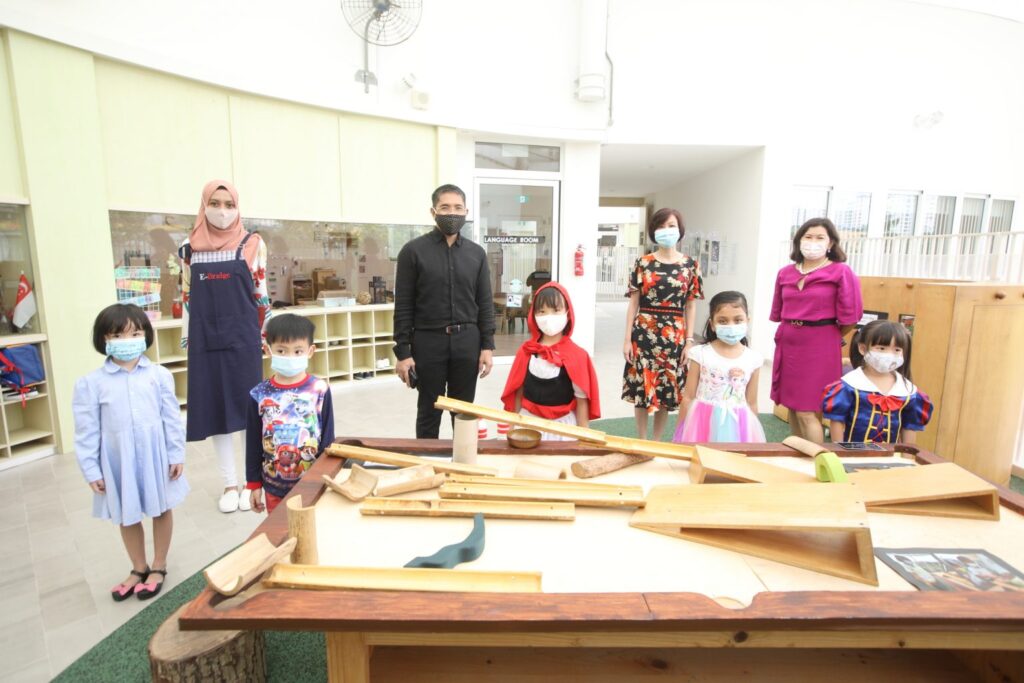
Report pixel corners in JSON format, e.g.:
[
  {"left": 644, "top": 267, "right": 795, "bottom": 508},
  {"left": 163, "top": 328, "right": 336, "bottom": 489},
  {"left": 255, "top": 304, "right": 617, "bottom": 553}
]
[{"left": 393, "top": 184, "right": 496, "bottom": 438}]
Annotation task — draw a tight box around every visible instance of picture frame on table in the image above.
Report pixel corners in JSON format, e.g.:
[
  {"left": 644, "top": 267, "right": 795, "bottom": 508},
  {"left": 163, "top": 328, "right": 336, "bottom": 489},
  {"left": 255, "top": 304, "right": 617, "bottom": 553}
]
[{"left": 876, "top": 548, "right": 1024, "bottom": 592}]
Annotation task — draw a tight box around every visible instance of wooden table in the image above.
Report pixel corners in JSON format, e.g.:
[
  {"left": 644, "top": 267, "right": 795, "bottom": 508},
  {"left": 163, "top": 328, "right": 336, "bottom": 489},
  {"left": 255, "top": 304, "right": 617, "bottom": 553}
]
[{"left": 179, "top": 439, "right": 1024, "bottom": 682}]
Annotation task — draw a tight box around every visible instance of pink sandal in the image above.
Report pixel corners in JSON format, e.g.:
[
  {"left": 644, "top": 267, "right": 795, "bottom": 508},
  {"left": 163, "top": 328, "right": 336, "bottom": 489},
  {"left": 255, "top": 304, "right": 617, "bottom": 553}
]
[
  {"left": 134, "top": 568, "right": 167, "bottom": 601},
  {"left": 111, "top": 567, "right": 149, "bottom": 602}
]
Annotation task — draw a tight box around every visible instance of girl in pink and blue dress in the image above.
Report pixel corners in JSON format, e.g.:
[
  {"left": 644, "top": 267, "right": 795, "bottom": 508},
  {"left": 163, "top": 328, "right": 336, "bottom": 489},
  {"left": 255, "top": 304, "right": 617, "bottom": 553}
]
[
  {"left": 73, "top": 304, "right": 188, "bottom": 602},
  {"left": 822, "top": 320, "right": 932, "bottom": 444},
  {"left": 673, "top": 291, "right": 766, "bottom": 443}
]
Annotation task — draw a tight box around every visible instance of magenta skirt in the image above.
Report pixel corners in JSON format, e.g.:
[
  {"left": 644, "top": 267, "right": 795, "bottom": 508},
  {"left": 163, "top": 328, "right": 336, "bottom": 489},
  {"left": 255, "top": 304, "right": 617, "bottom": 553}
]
[{"left": 770, "top": 323, "right": 843, "bottom": 412}]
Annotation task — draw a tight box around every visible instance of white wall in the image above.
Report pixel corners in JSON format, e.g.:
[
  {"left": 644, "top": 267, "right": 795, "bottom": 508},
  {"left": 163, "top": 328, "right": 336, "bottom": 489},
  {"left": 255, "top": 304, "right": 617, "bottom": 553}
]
[{"left": 650, "top": 149, "right": 769, "bottom": 356}]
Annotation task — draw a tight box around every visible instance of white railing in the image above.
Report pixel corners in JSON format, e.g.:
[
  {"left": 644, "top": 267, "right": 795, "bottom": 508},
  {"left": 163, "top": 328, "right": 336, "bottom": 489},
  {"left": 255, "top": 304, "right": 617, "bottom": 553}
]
[
  {"left": 596, "top": 246, "right": 640, "bottom": 299},
  {"left": 778, "top": 231, "right": 1024, "bottom": 283}
]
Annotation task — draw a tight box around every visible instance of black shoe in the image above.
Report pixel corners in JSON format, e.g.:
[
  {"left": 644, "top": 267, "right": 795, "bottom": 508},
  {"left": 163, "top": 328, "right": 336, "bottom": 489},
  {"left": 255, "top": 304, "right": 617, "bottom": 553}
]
[{"left": 135, "top": 568, "right": 167, "bottom": 600}]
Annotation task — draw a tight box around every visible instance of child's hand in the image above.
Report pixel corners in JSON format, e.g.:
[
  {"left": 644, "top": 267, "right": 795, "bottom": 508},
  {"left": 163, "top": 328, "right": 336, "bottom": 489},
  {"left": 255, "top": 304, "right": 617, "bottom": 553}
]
[
  {"left": 169, "top": 463, "right": 184, "bottom": 480},
  {"left": 250, "top": 488, "right": 265, "bottom": 513},
  {"left": 89, "top": 479, "right": 106, "bottom": 494}
]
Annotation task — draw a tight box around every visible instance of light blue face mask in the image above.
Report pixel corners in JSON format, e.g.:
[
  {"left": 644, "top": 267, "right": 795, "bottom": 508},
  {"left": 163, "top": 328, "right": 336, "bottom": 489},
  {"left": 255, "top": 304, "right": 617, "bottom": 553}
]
[
  {"left": 715, "top": 323, "right": 747, "bottom": 345},
  {"left": 653, "top": 227, "right": 680, "bottom": 248},
  {"left": 271, "top": 354, "right": 309, "bottom": 378},
  {"left": 106, "top": 338, "right": 147, "bottom": 361}
]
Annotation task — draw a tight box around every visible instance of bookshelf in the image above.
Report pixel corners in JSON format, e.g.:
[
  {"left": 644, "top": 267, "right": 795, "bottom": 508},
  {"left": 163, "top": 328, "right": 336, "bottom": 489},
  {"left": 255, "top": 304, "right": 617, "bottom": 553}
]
[{"left": 0, "top": 334, "right": 57, "bottom": 470}]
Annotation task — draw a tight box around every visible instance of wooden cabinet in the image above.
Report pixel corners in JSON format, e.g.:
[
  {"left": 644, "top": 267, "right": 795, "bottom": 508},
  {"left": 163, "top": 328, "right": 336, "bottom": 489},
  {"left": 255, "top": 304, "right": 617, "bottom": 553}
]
[
  {"left": 0, "top": 334, "right": 57, "bottom": 470},
  {"left": 859, "top": 277, "right": 1024, "bottom": 485},
  {"left": 150, "top": 304, "right": 397, "bottom": 406}
]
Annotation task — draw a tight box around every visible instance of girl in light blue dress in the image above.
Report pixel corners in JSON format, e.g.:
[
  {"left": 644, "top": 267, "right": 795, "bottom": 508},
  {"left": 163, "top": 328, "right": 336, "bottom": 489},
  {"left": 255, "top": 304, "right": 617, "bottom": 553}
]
[{"left": 73, "top": 304, "right": 188, "bottom": 602}]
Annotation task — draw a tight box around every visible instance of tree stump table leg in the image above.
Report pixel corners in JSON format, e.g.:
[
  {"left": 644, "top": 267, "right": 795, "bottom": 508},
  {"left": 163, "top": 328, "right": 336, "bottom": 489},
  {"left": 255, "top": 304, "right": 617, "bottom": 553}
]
[
  {"left": 149, "top": 604, "right": 265, "bottom": 682},
  {"left": 326, "top": 632, "right": 371, "bottom": 683}
]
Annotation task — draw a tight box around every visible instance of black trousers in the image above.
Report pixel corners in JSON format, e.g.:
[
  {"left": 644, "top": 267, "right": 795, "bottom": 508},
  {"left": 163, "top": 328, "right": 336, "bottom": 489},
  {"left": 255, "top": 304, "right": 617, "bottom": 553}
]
[{"left": 411, "top": 327, "right": 481, "bottom": 439}]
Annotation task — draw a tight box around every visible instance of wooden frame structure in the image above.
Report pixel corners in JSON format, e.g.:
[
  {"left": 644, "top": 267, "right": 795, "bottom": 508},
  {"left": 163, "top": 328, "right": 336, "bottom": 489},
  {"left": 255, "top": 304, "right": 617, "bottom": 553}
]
[{"left": 179, "top": 438, "right": 1024, "bottom": 683}]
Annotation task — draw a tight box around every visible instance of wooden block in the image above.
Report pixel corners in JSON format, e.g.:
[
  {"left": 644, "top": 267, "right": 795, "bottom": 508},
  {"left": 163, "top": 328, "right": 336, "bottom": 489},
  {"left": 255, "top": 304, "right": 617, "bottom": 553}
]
[
  {"left": 439, "top": 481, "right": 645, "bottom": 508},
  {"left": 149, "top": 604, "right": 265, "bottom": 683},
  {"left": 689, "top": 446, "right": 816, "bottom": 485},
  {"left": 203, "top": 534, "right": 298, "bottom": 597},
  {"left": 782, "top": 435, "right": 830, "bottom": 457},
  {"left": 322, "top": 464, "right": 377, "bottom": 501},
  {"left": 326, "top": 443, "right": 498, "bottom": 476},
  {"left": 630, "top": 483, "right": 878, "bottom": 585},
  {"left": 849, "top": 462, "right": 1000, "bottom": 520},
  {"left": 374, "top": 465, "right": 445, "bottom": 497},
  {"left": 513, "top": 459, "right": 566, "bottom": 480},
  {"left": 286, "top": 495, "right": 318, "bottom": 565},
  {"left": 571, "top": 452, "right": 652, "bottom": 479},
  {"left": 360, "top": 497, "right": 575, "bottom": 521},
  {"left": 601, "top": 434, "right": 695, "bottom": 461},
  {"left": 434, "top": 396, "right": 608, "bottom": 443},
  {"left": 263, "top": 563, "right": 543, "bottom": 593}
]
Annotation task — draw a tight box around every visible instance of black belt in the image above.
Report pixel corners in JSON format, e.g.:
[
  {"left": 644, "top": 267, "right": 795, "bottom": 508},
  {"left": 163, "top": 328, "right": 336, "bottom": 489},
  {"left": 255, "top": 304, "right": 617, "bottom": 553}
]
[
  {"left": 640, "top": 306, "right": 685, "bottom": 316},
  {"left": 785, "top": 318, "right": 837, "bottom": 327},
  {"left": 419, "top": 322, "right": 477, "bottom": 334}
]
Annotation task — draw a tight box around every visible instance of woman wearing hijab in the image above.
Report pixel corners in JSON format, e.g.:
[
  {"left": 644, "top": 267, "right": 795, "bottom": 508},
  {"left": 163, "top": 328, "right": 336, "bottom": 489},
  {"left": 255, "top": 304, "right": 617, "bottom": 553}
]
[{"left": 179, "top": 180, "right": 270, "bottom": 512}]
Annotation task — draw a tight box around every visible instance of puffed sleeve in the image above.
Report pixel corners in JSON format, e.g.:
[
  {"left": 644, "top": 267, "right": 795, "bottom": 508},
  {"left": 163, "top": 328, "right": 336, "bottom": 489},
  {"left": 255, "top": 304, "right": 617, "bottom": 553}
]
[
  {"left": 157, "top": 367, "right": 185, "bottom": 465},
  {"left": 687, "top": 257, "right": 704, "bottom": 301},
  {"left": 624, "top": 257, "right": 643, "bottom": 297},
  {"left": 835, "top": 264, "right": 864, "bottom": 325},
  {"left": 821, "top": 380, "right": 855, "bottom": 423},
  {"left": 769, "top": 269, "right": 784, "bottom": 323},
  {"left": 901, "top": 390, "right": 933, "bottom": 432},
  {"left": 72, "top": 377, "right": 103, "bottom": 484}
]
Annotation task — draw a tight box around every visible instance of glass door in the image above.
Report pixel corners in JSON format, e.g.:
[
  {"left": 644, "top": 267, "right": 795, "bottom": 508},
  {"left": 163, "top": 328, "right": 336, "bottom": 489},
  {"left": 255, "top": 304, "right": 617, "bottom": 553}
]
[{"left": 473, "top": 179, "right": 560, "bottom": 357}]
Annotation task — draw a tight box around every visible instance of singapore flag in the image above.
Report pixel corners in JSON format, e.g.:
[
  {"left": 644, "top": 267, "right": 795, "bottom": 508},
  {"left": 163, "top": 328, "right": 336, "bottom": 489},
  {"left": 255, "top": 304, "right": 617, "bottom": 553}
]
[{"left": 12, "top": 273, "right": 37, "bottom": 329}]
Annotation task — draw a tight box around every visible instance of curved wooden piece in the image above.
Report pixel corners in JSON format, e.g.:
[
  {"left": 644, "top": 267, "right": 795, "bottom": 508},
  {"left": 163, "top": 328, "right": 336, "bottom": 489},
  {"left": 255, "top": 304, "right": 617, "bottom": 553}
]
[
  {"left": 203, "top": 534, "right": 298, "bottom": 597},
  {"left": 322, "top": 464, "right": 377, "bottom": 501},
  {"left": 405, "top": 513, "right": 485, "bottom": 569},
  {"left": 286, "top": 495, "right": 318, "bottom": 565}
]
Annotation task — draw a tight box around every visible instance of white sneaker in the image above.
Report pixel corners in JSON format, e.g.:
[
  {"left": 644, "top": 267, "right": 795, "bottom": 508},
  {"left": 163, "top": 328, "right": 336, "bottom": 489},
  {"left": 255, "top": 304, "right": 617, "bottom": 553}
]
[
  {"left": 218, "top": 488, "right": 240, "bottom": 513},
  {"left": 237, "top": 488, "right": 252, "bottom": 511}
]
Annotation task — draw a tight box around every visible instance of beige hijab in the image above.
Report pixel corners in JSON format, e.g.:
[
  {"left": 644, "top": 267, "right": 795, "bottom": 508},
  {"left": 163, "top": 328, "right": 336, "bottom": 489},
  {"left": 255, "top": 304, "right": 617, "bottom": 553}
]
[{"left": 188, "top": 179, "right": 260, "bottom": 263}]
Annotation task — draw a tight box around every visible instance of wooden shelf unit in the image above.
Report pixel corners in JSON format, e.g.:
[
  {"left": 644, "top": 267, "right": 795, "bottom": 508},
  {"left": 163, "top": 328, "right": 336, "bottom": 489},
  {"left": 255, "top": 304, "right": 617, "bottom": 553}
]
[
  {"left": 0, "top": 333, "right": 57, "bottom": 470},
  {"left": 150, "top": 304, "right": 398, "bottom": 406}
]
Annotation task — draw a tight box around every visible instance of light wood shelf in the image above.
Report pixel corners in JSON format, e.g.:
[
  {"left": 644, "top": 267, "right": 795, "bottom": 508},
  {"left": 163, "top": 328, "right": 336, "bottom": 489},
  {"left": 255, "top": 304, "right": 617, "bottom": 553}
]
[{"left": 0, "top": 336, "right": 57, "bottom": 470}]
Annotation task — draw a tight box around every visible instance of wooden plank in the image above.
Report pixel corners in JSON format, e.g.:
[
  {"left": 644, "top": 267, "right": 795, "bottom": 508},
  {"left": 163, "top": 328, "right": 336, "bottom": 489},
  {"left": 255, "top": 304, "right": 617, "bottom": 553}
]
[
  {"left": 690, "top": 446, "right": 816, "bottom": 484},
  {"left": 326, "top": 443, "right": 498, "bottom": 476},
  {"left": 446, "top": 473, "right": 642, "bottom": 492},
  {"left": 571, "top": 453, "right": 652, "bottom": 479},
  {"left": 434, "top": 396, "right": 608, "bottom": 443},
  {"left": 601, "top": 434, "right": 695, "bottom": 461},
  {"left": 203, "top": 534, "right": 297, "bottom": 596},
  {"left": 439, "top": 481, "right": 645, "bottom": 508},
  {"left": 325, "top": 632, "right": 369, "bottom": 683},
  {"left": 360, "top": 497, "right": 575, "bottom": 521},
  {"left": 631, "top": 483, "right": 877, "bottom": 585},
  {"left": 374, "top": 466, "right": 445, "bottom": 497},
  {"left": 264, "top": 563, "right": 543, "bottom": 593},
  {"left": 849, "top": 462, "right": 1000, "bottom": 520}
]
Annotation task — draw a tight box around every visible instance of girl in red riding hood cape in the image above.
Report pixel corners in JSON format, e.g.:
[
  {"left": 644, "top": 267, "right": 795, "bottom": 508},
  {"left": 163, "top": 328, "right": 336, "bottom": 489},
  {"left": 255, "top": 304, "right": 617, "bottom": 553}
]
[{"left": 501, "top": 282, "right": 600, "bottom": 440}]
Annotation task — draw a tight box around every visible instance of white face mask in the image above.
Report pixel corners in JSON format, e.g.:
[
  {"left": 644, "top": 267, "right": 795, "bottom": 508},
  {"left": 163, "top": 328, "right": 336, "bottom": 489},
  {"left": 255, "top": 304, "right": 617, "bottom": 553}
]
[
  {"left": 535, "top": 313, "right": 568, "bottom": 337},
  {"left": 863, "top": 350, "right": 904, "bottom": 374},
  {"left": 800, "top": 240, "right": 828, "bottom": 261},
  {"left": 205, "top": 206, "right": 239, "bottom": 230}
]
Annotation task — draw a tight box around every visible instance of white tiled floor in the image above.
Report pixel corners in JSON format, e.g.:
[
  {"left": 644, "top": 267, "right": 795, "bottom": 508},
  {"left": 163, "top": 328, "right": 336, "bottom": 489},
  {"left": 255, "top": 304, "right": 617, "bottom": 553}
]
[{"left": 0, "top": 301, "right": 769, "bottom": 680}]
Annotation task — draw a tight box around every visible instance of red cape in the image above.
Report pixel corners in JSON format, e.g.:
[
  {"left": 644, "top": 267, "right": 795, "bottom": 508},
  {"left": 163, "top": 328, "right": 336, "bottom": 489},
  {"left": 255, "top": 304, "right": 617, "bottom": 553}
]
[{"left": 500, "top": 281, "right": 601, "bottom": 420}]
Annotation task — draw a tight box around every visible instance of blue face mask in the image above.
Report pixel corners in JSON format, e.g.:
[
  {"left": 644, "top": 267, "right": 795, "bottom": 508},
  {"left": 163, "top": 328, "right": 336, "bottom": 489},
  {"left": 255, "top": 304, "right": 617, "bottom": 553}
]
[
  {"left": 715, "top": 323, "right": 747, "bottom": 345},
  {"left": 106, "top": 338, "right": 147, "bottom": 361},
  {"left": 653, "top": 227, "right": 680, "bottom": 248},
  {"left": 271, "top": 354, "right": 309, "bottom": 378}
]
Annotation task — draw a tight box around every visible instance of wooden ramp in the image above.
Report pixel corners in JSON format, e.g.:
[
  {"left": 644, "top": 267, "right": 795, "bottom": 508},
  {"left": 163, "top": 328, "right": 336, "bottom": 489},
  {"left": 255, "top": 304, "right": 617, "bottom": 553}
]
[
  {"left": 630, "top": 483, "right": 878, "bottom": 585},
  {"left": 849, "top": 462, "right": 1000, "bottom": 520},
  {"left": 689, "top": 446, "right": 816, "bottom": 484}
]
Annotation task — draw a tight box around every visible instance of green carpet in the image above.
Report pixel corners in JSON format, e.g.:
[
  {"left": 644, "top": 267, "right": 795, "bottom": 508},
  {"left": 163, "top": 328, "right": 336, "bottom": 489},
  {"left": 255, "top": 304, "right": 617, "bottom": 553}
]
[{"left": 54, "top": 414, "right": 1024, "bottom": 681}]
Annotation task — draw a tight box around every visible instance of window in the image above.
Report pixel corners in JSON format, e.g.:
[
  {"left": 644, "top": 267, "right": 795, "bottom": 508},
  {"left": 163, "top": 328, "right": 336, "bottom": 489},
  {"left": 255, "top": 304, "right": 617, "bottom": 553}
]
[
  {"left": 791, "top": 186, "right": 830, "bottom": 235},
  {"left": 475, "top": 142, "right": 560, "bottom": 173},
  {"left": 0, "top": 204, "right": 39, "bottom": 335},
  {"left": 959, "top": 196, "right": 986, "bottom": 255},
  {"left": 884, "top": 193, "right": 919, "bottom": 237},
  {"left": 989, "top": 199, "right": 1015, "bottom": 232},
  {"left": 830, "top": 191, "right": 871, "bottom": 236},
  {"left": 920, "top": 195, "right": 956, "bottom": 236}
]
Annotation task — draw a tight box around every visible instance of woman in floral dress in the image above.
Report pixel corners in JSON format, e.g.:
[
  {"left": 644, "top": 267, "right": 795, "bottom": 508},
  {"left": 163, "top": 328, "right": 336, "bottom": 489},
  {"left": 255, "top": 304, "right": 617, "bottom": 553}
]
[{"left": 622, "top": 208, "right": 704, "bottom": 440}]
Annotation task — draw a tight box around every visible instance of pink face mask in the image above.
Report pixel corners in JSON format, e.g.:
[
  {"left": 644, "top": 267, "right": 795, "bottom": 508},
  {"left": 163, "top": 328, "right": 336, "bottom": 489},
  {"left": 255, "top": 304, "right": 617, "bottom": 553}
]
[{"left": 204, "top": 206, "right": 238, "bottom": 230}]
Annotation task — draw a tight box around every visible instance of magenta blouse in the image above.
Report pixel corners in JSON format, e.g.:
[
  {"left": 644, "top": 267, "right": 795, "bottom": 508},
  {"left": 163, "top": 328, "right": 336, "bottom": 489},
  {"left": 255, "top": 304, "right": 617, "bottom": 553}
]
[{"left": 769, "top": 262, "right": 862, "bottom": 324}]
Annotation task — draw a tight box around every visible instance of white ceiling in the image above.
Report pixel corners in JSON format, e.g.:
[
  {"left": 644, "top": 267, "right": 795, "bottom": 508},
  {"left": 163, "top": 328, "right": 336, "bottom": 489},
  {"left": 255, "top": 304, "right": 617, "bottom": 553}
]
[{"left": 599, "top": 144, "right": 761, "bottom": 198}]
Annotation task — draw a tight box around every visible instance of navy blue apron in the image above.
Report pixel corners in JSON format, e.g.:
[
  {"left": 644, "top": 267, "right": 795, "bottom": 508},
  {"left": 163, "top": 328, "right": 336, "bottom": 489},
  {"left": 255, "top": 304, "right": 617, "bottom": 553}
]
[{"left": 184, "top": 233, "right": 263, "bottom": 441}]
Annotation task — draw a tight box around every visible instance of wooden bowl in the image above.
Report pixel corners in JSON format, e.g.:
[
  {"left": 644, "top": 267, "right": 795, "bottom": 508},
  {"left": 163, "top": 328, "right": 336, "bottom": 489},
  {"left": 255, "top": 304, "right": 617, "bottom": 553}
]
[{"left": 507, "top": 428, "right": 541, "bottom": 449}]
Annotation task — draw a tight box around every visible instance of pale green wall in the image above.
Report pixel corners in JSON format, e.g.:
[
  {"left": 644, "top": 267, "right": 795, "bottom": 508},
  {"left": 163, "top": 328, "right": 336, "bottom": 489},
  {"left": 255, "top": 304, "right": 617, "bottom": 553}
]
[
  {"left": 0, "top": 30, "right": 454, "bottom": 455},
  {"left": 4, "top": 31, "right": 116, "bottom": 452}
]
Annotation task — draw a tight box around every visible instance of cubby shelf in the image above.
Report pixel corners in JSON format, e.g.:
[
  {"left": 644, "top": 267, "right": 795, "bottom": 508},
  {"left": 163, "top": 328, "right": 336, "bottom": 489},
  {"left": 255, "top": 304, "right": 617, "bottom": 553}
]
[
  {"left": 0, "top": 334, "right": 57, "bottom": 471},
  {"left": 150, "top": 304, "right": 398, "bottom": 406}
]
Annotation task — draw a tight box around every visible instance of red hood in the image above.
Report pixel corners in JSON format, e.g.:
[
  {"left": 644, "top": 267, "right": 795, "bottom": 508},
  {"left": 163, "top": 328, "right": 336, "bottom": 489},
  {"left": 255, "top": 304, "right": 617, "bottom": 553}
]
[{"left": 527, "top": 281, "right": 575, "bottom": 341}]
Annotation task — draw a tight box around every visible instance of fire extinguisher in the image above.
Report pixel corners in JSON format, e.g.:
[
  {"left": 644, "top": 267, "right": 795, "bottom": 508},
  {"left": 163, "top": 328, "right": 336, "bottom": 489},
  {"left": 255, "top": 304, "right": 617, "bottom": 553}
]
[{"left": 574, "top": 244, "right": 584, "bottom": 277}]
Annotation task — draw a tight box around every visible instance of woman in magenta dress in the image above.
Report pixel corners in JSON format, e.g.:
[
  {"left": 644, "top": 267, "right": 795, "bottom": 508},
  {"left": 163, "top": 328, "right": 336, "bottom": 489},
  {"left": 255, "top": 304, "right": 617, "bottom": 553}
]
[{"left": 769, "top": 218, "right": 862, "bottom": 443}]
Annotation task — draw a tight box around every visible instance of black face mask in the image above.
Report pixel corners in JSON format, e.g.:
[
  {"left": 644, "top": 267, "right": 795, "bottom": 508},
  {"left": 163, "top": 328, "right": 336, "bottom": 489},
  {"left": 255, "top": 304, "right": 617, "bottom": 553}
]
[{"left": 435, "top": 214, "right": 466, "bottom": 236}]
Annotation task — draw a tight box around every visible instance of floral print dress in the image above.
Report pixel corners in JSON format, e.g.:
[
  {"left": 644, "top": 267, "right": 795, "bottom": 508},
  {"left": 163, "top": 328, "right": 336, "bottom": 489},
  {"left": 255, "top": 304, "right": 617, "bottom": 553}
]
[{"left": 622, "top": 253, "right": 703, "bottom": 413}]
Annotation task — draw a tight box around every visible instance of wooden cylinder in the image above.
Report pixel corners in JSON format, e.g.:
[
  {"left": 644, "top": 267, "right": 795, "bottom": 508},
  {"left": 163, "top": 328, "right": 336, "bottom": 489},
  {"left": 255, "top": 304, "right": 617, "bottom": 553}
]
[
  {"left": 514, "top": 459, "right": 567, "bottom": 480},
  {"left": 452, "top": 413, "right": 479, "bottom": 464},
  {"left": 571, "top": 452, "right": 651, "bottom": 479},
  {"left": 149, "top": 604, "right": 265, "bottom": 683},
  {"left": 286, "top": 495, "right": 318, "bottom": 565}
]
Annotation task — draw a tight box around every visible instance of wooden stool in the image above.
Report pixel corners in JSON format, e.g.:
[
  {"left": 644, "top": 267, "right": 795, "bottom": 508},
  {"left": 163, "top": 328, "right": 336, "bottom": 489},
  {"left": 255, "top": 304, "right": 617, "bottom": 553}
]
[{"left": 149, "top": 604, "right": 265, "bottom": 682}]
